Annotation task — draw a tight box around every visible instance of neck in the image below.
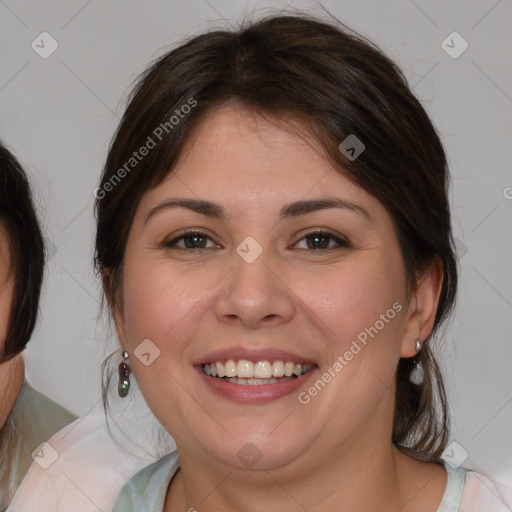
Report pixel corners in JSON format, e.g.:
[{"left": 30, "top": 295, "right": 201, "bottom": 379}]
[
  {"left": 0, "top": 354, "right": 25, "bottom": 429},
  {"left": 166, "top": 426, "right": 446, "bottom": 512}
]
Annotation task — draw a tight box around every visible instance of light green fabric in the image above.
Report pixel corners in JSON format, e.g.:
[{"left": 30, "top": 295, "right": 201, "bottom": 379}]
[
  {"left": 112, "top": 451, "right": 180, "bottom": 511},
  {"left": 113, "top": 454, "right": 467, "bottom": 511},
  {"left": 0, "top": 380, "right": 76, "bottom": 511},
  {"left": 437, "top": 462, "right": 466, "bottom": 511}
]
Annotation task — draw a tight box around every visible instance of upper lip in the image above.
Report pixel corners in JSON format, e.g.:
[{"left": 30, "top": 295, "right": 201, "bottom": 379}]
[{"left": 193, "top": 347, "right": 317, "bottom": 366}]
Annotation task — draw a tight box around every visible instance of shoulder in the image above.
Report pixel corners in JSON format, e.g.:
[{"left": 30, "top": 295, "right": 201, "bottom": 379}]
[
  {"left": 1, "top": 382, "right": 77, "bottom": 509},
  {"left": 15, "top": 381, "right": 77, "bottom": 434},
  {"left": 113, "top": 452, "right": 181, "bottom": 511},
  {"left": 459, "top": 468, "right": 512, "bottom": 512},
  {"left": 423, "top": 461, "right": 512, "bottom": 512},
  {"left": 8, "top": 410, "right": 161, "bottom": 512}
]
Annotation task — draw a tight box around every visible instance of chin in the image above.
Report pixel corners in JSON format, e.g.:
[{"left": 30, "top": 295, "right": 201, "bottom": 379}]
[{"left": 197, "top": 431, "right": 312, "bottom": 472}]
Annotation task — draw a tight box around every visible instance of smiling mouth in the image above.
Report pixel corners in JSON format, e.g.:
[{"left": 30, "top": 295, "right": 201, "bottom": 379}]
[{"left": 202, "top": 359, "right": 315, "bottom": 385}]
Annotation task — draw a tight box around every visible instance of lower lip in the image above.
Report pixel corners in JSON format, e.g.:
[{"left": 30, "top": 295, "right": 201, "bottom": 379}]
[{"left": 195, "top": 366, "right": 317, "bottom": 403}]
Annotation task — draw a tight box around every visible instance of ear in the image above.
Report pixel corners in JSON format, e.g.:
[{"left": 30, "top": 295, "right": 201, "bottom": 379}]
[
  {"left": 103, "top": 268, "right": 127, "bottom": 350},
  {"left": 400, "top": 257, "right": 443, "bottom": 358}
]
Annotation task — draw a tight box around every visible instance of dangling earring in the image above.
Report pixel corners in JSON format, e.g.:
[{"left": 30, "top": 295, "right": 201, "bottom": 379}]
[
  {"left": 118, "top": 351, "right": 131, "bottom": 397},
  {"left": 409, "top": 338, "right": 424, "bottom": 385}
]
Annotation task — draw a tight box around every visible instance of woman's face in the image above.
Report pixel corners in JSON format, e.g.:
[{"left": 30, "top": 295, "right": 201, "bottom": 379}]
[
  {"left": 116, "top": 105, "right": 431, "bottom": 472},
  {"left": 0, "top": 222, "right": 14, "bottom": 352}
]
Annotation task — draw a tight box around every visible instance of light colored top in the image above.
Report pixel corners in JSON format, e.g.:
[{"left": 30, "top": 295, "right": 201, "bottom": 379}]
[
  {"left": 0, "top": 380, "right": 76, "bottom": 511},
  {"left": 113, "top": 452, "right": 512, "bottom": 511},
  {"left": 7, "top": 377, "right": 173, "bottom": 512},
  {"left": 113, "top": 451, "right": 180, "bottom": 511}
]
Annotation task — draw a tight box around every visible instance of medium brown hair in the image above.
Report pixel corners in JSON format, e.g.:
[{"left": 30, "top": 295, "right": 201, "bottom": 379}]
[
  {"left": 0, "top": 141, "right": 45, "bottom": 363},
  {"left": 95, "top": 12, "right": 457, "bottom": 462}
]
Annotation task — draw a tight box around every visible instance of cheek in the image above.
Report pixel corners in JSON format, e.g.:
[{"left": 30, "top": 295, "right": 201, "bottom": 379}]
[
  {"left": 119, "top": 261, "right": 206, "bottom": 425},
  {"left": 300, "top": 261, "right": 406, "bottom": 345},
  {"left": 121, "top": 258, "right": 222, "bottom": 360},
  {"left": 294, "top": 265, "right": 406, "bottom": 424},
  {"left": 296, "top": 260, "right": 408, "bottom": 419}
]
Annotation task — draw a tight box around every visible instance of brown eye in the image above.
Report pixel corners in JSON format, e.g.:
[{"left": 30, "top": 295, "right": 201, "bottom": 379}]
[
  {"left": 183, "top": 233, "right": 206, "bottom": 249},
  {"left": 306, "top": 233, "right": 330, "bottom": 249},
  {"left": 163, "top": 231, "right": 219, "bottom": 250},
  {"left": 294, "top": 231, "right": 350, "bottom": 251}
]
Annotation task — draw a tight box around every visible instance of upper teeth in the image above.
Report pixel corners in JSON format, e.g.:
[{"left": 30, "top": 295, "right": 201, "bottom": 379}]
[{"left": 203, "top": 359, "right": 313, "bottom": 379}]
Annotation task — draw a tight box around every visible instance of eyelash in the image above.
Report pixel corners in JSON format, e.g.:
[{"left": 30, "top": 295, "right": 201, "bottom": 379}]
[{"left": 163, "top": 229, "right": 350, "bottom": 252}]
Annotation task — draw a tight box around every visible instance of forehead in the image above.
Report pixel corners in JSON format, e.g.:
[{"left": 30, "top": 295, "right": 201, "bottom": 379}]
[
  {"left": 139, "top": 105, "right": 383, "bottom": 220},
  {"left": 176, "top": 106, "right": 327, "bottom": 181}
]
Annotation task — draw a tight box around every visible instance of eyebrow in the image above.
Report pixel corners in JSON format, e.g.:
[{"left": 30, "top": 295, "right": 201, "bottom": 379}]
[{"left": 144, "top": 197, "right": 372, "bottom": 225}]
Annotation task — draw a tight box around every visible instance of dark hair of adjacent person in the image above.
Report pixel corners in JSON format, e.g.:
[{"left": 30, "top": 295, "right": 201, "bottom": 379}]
[
  {"left": 0, "top": 142, "right": 45, "bottom": 363},
  {"left": 95, "top": 12, "right": 458, "bottom": 463}
]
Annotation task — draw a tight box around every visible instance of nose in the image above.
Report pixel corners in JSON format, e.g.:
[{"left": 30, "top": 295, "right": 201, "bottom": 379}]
[{"left": 213, "top": 246, "right": 295, "bottom": 330}]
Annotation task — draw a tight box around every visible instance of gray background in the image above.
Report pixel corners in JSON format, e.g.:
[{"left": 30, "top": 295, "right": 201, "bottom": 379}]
[{"left": 1, "top": 0, "right": 511, "bottom": 479}]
